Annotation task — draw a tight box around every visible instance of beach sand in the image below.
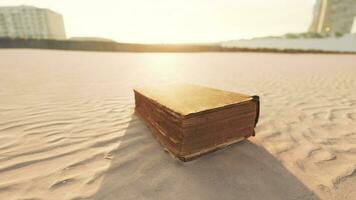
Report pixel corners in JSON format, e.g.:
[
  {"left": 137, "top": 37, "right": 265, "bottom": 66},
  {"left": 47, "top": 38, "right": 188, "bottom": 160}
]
[{"left": 0, "top": 49, "right": 356, "bottom": 200}]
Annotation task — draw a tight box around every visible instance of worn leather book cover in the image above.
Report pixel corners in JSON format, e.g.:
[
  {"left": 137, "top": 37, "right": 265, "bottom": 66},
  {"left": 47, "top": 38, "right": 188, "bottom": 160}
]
[{"left": 134, "top": 84, "right": 260, "bottom": 161}]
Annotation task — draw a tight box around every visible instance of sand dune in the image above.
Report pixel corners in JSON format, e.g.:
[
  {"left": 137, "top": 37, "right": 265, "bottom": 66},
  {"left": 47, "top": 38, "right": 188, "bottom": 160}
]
[
  {"left": 222, "top": 34, "right": 356, "bottom": 53},
  {"left": 0, "top": 49, "right": 356, "bottom": 200}
]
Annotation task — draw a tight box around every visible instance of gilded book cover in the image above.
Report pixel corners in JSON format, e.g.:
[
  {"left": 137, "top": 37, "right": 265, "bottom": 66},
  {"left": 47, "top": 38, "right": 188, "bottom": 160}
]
[{"left": 134, "top": 84, "right": 260, "bottom": 161}]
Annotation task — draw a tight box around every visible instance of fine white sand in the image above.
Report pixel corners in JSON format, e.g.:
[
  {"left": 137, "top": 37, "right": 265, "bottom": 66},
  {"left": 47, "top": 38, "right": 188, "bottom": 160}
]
[{"left": 0, "top": 49, "right": 356, "bottom": 200}]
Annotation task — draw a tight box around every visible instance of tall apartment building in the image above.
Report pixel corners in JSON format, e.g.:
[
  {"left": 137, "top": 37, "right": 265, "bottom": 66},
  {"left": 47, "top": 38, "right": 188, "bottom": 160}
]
[
  {"left": 0, "top": 5, "right": 66, "bottom": 39},
  {"left": 309, "top": 0, "right": 356, "bottom": 34}
]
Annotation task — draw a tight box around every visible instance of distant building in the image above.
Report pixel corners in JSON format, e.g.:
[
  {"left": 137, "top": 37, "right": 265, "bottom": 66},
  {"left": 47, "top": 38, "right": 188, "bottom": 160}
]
[
  {"left": 0, "top": 5, "right": 66, "bottom": 39},
  {"left": 309, "top": 0, "right": 356, "bottom": 34},
  {"left": 70, "top": 37, "right": 115, "bottom": 42}
]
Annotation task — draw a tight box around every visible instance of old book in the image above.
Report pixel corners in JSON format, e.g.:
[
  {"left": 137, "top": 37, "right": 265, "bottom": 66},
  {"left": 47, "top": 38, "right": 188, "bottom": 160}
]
[{"left": 134, "top": 84, "right": 260, "bottom": 161}]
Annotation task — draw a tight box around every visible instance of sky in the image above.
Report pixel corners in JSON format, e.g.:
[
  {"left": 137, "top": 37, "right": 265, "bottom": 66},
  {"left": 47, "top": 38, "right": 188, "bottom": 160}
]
[{"left": 0, "top": 0, "right": 317, "bottom": 43}]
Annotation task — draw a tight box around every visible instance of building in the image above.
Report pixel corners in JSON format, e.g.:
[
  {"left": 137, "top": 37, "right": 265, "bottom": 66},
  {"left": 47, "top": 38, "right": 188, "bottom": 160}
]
[
  {"left": 0, "top": 5, "right": 66, "bottom": 39},
  {"left": 70, "top": 37, "right": 115, "bottom": 42},
  {"left": 309, "top": 0, "right": 356, "bottom": 34}
]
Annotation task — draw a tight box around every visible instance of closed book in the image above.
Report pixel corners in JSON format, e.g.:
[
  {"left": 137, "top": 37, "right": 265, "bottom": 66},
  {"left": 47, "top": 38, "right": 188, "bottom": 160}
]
[{"left": 134, "top": 84, "right": 260, "bottom": 161}]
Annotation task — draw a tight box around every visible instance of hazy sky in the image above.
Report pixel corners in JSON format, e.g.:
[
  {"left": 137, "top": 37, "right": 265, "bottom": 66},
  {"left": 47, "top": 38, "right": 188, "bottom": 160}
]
[{"left": 0, "top": 0, "right": 317, "bottom": 43}]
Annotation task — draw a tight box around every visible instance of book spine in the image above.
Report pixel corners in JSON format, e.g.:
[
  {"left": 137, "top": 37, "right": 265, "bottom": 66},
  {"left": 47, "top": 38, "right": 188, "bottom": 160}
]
[{"left": 252, "top": 95, "right": 260, "bottom": 128}]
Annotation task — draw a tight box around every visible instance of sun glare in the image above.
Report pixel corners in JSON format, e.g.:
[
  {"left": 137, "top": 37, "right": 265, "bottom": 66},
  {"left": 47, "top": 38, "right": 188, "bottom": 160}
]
[{"left": 0, "top": 0, "right": 315, "bottom": 43}]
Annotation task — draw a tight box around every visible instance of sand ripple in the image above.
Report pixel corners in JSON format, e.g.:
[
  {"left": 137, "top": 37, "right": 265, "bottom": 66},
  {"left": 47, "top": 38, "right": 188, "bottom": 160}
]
[{"left": 1, "top": 50, "right": 356, "bottom": 200}]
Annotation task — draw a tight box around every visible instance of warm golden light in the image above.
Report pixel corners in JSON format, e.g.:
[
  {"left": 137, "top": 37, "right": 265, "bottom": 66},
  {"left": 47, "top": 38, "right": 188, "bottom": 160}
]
[{"left": 1, "top": 0, "right": 316, "bottom": 43}]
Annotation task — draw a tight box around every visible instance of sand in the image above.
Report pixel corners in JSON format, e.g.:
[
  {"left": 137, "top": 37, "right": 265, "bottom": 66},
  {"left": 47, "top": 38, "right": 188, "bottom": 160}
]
[
  {"left": 222, "top": 34, "right": 356, "bottom": 53},
  {"left": 0, "top": 49, "right": 356, "bottom": 200}
]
